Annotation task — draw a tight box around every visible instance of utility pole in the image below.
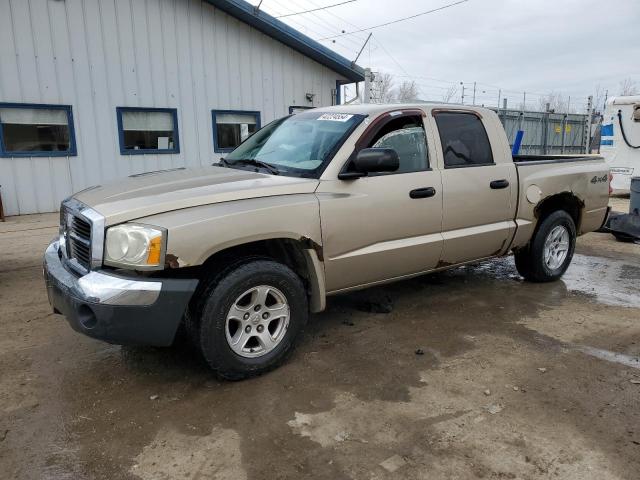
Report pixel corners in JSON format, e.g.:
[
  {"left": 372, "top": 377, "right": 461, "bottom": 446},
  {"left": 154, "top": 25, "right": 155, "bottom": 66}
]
[
  {"left": 522, "top": 91, "right": 526, "bottom": 110},
  {"left": 460, "top": 82, "right": 465, "bottom": 105},
  {"left": 585, "top": 95, "right": 593, "bottom": 154},
  {"left": 472, "top": 81, "right": 476, "bottom": 106},
  {"left": 364, "top": 68, "right": 373, "bottom": 104},
  {"left": 352, "top": 33, "right": 372, "bottom": 66}
]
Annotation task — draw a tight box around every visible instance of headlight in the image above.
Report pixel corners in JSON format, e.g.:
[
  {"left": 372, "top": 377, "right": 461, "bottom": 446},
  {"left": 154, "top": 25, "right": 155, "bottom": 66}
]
[{"left": 104, "top": 224, "right": 166, "bottom": 269}]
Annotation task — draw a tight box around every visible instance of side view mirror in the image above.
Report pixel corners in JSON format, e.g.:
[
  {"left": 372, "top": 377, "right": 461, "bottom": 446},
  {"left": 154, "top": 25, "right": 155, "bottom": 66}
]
[{"left": 338, "top": 148, "right": 400, "bottom": 179}]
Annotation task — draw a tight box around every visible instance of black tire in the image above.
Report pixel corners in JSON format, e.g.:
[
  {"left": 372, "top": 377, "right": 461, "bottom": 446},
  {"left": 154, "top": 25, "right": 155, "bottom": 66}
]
[
  {"left": 192, "top": 259, "right": 308, "bottom": 380},
  {"left": 514, "top": 210, "right": 576, "bottom": 282},
  {"left": 184, "top": 256, "right": 261, "bottom": 350}
]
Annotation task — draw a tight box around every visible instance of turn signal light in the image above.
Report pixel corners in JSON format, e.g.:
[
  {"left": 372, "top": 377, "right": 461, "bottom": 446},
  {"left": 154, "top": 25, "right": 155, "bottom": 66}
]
[{"left": 147, "top": 236, "right": 163, "bottom": 265}]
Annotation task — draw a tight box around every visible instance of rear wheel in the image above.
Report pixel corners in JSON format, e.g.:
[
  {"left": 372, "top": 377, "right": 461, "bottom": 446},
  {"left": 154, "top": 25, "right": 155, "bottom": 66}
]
[
  {"left": 514, "top": 210, "right": 576, "bottom": 282},
  {"left": 191, "top": 259, "right": 308, "bottom": 380}
]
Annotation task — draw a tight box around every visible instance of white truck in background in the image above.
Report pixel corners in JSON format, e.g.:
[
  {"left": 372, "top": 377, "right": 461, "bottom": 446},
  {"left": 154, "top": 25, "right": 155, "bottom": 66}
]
[{"left": 600, "top": 95, "right": 640, "bottom": 194}]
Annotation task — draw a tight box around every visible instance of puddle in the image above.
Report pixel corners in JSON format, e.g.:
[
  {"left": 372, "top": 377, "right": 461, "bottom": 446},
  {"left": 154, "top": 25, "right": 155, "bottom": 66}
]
[
  {"left": 571, "top": 344, "right": 640, "bottom": 370},
  {"left": 561, "top": 254, "right": 640, "bottom": 308}
]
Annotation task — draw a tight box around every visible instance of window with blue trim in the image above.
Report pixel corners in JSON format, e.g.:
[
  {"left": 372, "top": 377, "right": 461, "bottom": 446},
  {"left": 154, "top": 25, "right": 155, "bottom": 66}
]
[
  {"left": 212, "top": 110, "right": 260, "bottom": 152},
  {"left": 289, "top": 106, "right": 313, "bottom": 115},
  {"left": 116, "top": 107, "right": 179, "bottom": 154},
  {"left": 0, "top": 103, "right": 76, "bottom": 157}
]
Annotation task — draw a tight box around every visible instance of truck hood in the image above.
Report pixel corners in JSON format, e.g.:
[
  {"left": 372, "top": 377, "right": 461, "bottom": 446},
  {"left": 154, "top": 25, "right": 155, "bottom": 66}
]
[{"left": 74, "top": 166, "right": 320, "bottom": 225}]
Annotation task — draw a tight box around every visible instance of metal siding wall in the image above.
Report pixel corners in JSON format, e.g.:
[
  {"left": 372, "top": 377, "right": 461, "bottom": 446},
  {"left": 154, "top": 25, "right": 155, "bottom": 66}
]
[{"left": 0, "top": 0, "right": 346, "bottom": 215}]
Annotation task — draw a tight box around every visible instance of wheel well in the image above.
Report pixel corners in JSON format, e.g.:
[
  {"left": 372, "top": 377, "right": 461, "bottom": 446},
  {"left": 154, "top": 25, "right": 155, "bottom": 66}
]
[
  {"left": 198, "top": 238, "right": 316, "bottom": 299},
  {"left": 534, "top": 192, "right": 583, "bottom": 232}
]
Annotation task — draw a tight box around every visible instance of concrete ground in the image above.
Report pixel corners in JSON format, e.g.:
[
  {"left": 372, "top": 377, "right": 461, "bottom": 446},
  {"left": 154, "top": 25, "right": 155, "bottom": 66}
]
[{"left": 1, "top": 198, "right": 639, "bottom": 480}]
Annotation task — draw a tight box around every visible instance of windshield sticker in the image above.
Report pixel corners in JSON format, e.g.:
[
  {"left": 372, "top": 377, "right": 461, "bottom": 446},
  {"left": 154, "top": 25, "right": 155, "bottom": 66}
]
[{"left": 317, "top": 113, "right": 354, "bottom": 122}]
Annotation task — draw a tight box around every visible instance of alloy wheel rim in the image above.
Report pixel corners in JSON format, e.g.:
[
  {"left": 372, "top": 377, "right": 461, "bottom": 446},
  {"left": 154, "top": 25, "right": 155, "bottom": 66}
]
[
  {"left": 543, "top": 225, "right": 570, "bottom": 270},
  {"left": 225, "top": 285, "right": 290, "bottom": 358}
]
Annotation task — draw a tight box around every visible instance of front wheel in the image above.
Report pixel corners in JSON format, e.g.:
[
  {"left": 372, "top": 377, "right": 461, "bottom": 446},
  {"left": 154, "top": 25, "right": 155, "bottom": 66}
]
[
  {"left": 514, "top": 210, "right": 576, "bottom": 282},
  {"left": 193, "top": 260, "right": 308, "bottom": 380}
]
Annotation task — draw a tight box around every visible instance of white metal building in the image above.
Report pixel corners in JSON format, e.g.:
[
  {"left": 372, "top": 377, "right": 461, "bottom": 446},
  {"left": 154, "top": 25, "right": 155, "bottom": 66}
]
[{"left": 0, "top": 0, "right": 364, "bottom": 216}]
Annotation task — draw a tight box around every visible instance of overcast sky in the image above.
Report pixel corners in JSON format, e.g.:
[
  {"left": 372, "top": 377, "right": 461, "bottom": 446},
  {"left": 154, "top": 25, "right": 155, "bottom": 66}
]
[{"left": 249, "top": 0, "right": 639, "bottom": 112}]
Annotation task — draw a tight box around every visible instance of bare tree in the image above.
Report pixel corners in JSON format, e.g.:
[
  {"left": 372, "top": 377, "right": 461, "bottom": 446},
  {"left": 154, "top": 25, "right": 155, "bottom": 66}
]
[
  {"left": 537, "top": 92, "right": 576, "bottom": 113},
  {"left": 396, "top": 80, "right": 419, "bottom": 103},
  {"left": 619, "top": 78, "right": 638, "bottom": 96},
  {"left": 442, "top": 84, "right": 458, "bottom": 103},
  {"left": 370, "top": 72, "right": 395, "bottom": 103},
  {"left": 592, "top": 84, "right": 606, "bottom": 114}
]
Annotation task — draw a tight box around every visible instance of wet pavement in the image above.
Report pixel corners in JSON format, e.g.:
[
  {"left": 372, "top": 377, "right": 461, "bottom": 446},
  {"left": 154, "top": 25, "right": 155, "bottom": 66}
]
[{"left": 1, "top": 200, "right": 639, "bottom": 480}]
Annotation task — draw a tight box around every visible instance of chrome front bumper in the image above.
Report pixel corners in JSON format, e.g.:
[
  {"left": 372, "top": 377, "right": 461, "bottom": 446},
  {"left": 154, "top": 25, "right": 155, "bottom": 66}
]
[
  {"left": 45, "top": 241, "right": 162, "bottom": 306},
  {"left": 44, "top": 240, "right": 198, "bottom": 346}
]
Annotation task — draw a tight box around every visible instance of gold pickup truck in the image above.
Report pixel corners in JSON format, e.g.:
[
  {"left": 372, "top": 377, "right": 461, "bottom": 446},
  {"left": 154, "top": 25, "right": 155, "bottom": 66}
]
[{"left": 44, "top": 104, "right": 610, "bottom": 379}]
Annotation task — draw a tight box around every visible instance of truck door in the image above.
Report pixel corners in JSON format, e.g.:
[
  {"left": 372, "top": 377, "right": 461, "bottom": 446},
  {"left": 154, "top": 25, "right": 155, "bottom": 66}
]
[
  {"left": 317, "top": 110, "right": 443, "bottom": 292},
  {"left": 432, "top": 110, "right": 517, "bottom": 264}
]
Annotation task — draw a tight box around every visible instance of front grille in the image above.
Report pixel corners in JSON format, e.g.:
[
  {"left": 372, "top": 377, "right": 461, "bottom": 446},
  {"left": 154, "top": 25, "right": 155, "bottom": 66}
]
[
  {"left": 60, "top": 200, "right": 94, "bottom": 272},
  {"left": 68, "top": 216, "right": 92, "bottom": 270}
]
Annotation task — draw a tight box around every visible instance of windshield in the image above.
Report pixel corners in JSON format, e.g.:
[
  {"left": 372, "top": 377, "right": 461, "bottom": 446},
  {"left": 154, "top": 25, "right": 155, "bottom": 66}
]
[{"left": 225, "top": 111, "right": 365, "bottom": 176}]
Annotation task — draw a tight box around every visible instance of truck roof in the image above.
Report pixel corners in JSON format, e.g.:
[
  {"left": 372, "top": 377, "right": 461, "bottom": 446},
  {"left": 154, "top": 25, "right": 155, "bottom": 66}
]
[{"left": 312, "top": 103, "right": 493, "bottom": 116}]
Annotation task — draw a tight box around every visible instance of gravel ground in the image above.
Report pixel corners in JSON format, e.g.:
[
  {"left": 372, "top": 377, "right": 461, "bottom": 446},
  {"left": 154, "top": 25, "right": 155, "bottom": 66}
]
[{"left": 1, "top": 198, "right": 639, "bottom": 480}]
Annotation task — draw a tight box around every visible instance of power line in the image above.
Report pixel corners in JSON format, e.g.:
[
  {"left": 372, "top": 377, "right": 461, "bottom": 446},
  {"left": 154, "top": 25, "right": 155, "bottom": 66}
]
[
  {"left": 267, "top": 0, "right": 362, "bottom": 53},
  {"left": 371, "top": 35, "right": 410, "bottom": 77},
  {"left": 304, "top": 0, "right": 371, "bottom": 41},
  {"left": 318, "top": 0, "right": 471, "bottom": 39},
  {"left": 269, "top": 0, "right": 365, "bottom": 50},
  {"left": 283, "top": 0, "right": 369, "bottom": 48},
  {"left": 275, "top": 0, "right": 358, "bottom": 18}
]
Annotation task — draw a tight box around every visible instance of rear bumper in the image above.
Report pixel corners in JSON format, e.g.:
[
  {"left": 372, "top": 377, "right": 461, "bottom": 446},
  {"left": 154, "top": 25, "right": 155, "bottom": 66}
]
[{"left": 44, "top": 240, "right": 198, "bottom": 346}]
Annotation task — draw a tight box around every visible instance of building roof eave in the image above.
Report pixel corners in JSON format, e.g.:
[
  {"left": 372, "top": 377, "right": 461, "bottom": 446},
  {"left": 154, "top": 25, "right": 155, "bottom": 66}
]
[{"left": 204, "top": 0, "right": 365, "bottom": 83}]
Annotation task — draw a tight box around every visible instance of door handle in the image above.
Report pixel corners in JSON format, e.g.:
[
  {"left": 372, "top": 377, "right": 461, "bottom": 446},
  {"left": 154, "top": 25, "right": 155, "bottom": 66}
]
[
  {"left": 490, "top": 179, "right": 509, "bottom": 189},
  {"left": 409, "top": 187, "right": 436, "bottom": 199}
]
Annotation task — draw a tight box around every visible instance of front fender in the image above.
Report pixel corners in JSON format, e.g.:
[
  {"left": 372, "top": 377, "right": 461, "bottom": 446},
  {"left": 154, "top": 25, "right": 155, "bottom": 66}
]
[{"left": 137, "top": 194, "right": 323, "bottom": 267}]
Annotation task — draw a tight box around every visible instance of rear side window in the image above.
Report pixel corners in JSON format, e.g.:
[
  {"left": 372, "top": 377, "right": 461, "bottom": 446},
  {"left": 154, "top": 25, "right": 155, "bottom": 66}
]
[{"left": 434, "top": 112, "right": 494, "bottom": 168}]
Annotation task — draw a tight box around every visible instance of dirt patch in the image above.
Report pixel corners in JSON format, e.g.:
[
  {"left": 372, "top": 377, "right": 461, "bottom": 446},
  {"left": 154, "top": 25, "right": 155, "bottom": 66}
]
[{"left": 1, "top": 208, "right": 639, "bottom": 480}]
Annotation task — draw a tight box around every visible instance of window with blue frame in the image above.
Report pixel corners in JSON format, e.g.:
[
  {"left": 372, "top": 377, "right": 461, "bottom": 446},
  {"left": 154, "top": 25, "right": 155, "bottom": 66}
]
[
  {"left": 212, "top": 110, "right": 260, "bottom": 153},
  {"left": 116, "top": 107, "right": 179, "bottom": 154},
  {"left": 0, "top": 103, "right": 76, "bottom": 157},
  {"left": 288, "top": 106, "right": 313, "bottom": 115}
]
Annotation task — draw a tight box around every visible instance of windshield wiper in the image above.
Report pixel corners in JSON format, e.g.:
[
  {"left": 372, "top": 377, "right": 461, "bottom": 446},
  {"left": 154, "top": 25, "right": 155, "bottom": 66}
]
[
  {"left": 214, "top": 157, "right": 231, "bottom": 167},
  {"left": 227, "top": 159, "right": 280, "bottom": 175}
]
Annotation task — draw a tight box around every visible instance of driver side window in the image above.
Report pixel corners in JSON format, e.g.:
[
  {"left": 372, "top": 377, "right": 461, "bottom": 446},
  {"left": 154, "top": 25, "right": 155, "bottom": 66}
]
[{"left": 369, "top": 115, "right": 429, "bottom": 174}]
